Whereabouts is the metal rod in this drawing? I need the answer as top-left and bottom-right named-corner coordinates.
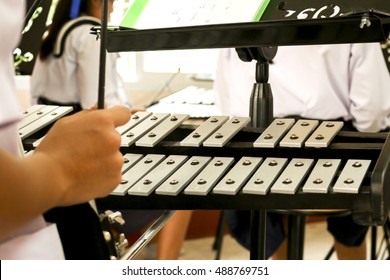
top-left (24, 0), bottom-right (43, 28)
top-left (97, 0), bottom-right (108, 109)
top-left (89, 0), bottom-right (109, 213)
top-left (121, 210), bottom-right (176, 260)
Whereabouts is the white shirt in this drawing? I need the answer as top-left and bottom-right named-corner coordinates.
top-left (0, 0), bottom-right (64, 259)
top-left (214, 44), bottom-right (390, 132)
top-left (31, 20), bottom-right (121, 109)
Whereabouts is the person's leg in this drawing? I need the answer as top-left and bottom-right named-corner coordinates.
top-left (327, 215), bottom-right (368, 260)
top-left (271, 239), bottom-right (287, 260)
top-left (271, 215), bottom-right (288, 260)
top-left (334, 239), bottom-right (366, 260)
top-left (157, 210), bottom-right (193, 260)
top-left (226, 210), bottom-right (285, 260)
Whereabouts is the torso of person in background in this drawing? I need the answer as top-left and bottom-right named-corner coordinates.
top-left (214, 44), bottom-right (390, 133)
top-left (31, 19), bottom-right (121, 109)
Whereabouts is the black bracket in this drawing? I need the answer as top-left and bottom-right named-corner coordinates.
top-left (235, 46), bottom-right (278, 130)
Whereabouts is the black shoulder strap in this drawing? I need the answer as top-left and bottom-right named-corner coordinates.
top-left (53, 16), bottom-right (100, 58)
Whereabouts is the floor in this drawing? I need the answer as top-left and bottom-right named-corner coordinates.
top-left (134, 220), bottom-right (389, 260)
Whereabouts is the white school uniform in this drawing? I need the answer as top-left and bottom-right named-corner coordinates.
top-left (0, 0), bottom-right (64, 260)
top-left (214, 44), bottom-right (390, 132)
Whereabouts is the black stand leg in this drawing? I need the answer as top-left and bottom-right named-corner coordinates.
top-left (371, 226), bottom-right (377, 259)
top-left (250, 210), bottom-right (267, 260)
top-left (213, 211), bottom-right (227, 260)
top-left (324, 246), bottom-right (335, 260)
top-left (287, 215), bottom-right (306, 259)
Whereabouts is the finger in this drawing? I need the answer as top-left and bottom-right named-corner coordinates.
top-left (89, 104), bottom-right (98, 110)
top-left (106, 105), bottom-right (131, 127)
top-left (90, 102), bottom-right (108, 110)
top-left (130, 107), bottom-right (146, 114)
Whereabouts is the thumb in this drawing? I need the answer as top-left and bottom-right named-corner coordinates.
top-left (105, 105), bottom-right (132, 127)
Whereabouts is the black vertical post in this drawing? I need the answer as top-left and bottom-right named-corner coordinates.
top-left (236, 46), bottom-right (277, 260)
top-left (249, 60), bottom-right (273, 130)
top-left (250, 209), bottom-right (267, 259)
top-left (287, 214), bottom-right (305, 259)
top-left (249, 59), bottom-right (273, 260)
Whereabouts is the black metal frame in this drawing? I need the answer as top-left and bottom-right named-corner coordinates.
top-left (97, 14), bottom-right (390, 53)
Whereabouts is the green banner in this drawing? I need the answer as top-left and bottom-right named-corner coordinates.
top-left (120, 0), bottom-right (149, 28)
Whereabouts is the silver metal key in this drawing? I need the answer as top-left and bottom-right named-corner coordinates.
top-left (213, 157), bottom-right (263, 195)
top-left (24, 150), bottom-right (35, 157)
top-left (18, 105), bottom-right (58, 130)
top-left (332, 160), bottom-right (371, 193)
top-left (305, 121), bottom-right (343, 148)
top-left (271, 158), bottom-right (314, 194)
top-left (18, 106), bottom-right (73, 140)
top-left (242, 157), bottom-right (288, 195)
top-left (111, 154), bottom-right (166, 196)
top-left (180, 116), bottom-right (229, 147)
top-left (136, 114), bottom-right (189, 147)
top-left (279, 120), bottom-right (319, 148)
top-left (32, 136), bottom-right (45, 148)
top-left (121, 153), bottom-right (143, 174)
top-left (203, 117), bottom-right (250, 147)
top-left (116, 111), bottom-right (152, 135)
top-left (121, 113), bottom-right (170, 147)
top-left (20, 105), bottom-right (47, 120)
top-left (184, 157), bottom-right (235, 196)
top-left (302, 159), bottom-right (341, 193)
top-left (155, 156), bottom-right (212, 196)
top-left (128, 155), bottom-right (188, 196)
top-left (253, 119), bottom-right (295, 148)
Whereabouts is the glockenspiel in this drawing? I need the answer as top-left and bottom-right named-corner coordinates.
top-left (20, 106), bottom-right (390, 227)
top-left (96, 113), bottom-right (390, 227)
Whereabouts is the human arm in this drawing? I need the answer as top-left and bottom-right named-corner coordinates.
top-left (0, 106), bottom-right (130, 241)
top-left (349, 43), bottom-right (390, 132)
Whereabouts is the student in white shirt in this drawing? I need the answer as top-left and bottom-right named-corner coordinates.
top-left (0, 0), bottom-right (131, 259)
top-left (31, 0), bottom-right (120, 111)
top-left (213, 44), bottom-right (390, 259)
top-left (215, 45), bottom-right (390, 132)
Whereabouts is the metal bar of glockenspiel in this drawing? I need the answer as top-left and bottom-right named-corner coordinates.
top-left (120, 210), bottom-right (176, 260)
